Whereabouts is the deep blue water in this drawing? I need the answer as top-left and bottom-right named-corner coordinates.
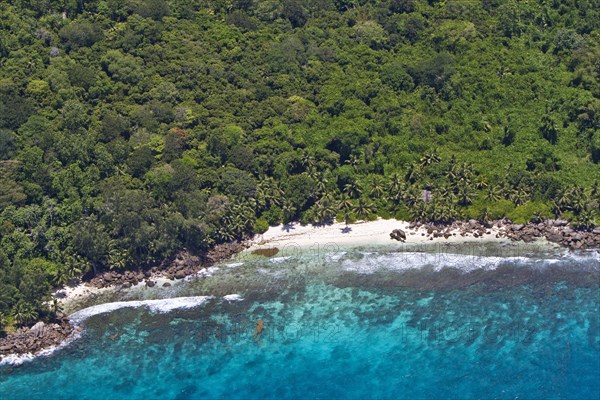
top-left (1, 245), bottom-right (599, 400)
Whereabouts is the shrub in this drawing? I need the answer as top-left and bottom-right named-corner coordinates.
top-left (507, 202), bottom-right (552, 224)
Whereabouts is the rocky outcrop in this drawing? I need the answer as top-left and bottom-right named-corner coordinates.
top-left (87, 241), bottom-right (250, 290)
top-left (0, 319), bottom-right (79, 358)
top-left (393, 219), bottom-right (600, 249)
top-left (502, 221), bottom-right (600, 249)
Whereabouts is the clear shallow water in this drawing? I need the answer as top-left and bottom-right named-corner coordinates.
top-left (1, 245), bottom-right (599, 400)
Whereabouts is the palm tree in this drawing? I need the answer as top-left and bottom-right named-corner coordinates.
top-left (338, 194), bottom-right (353, 213)
top-left (341, 208), bottom-right (353, 226)
top-left (484, 185), bottom-right (502, 202)
top-left (456, 184), bottom-right (475, 206)
top-left (435, 183), bottom-right (454, 200)
top-left (590, 181), bottom-right (599, 201)
top-left (419, 151), bottom-right (440, 168)
top-left (410, 201), bottom-right (427, 222)
top-left (479, 207), bottom-right (491, 224)
top-left (405, 162), bottom-right (422, 183)
top-left (50, 298), bottom-right (63, 318)
top-left (301, 152), bottom-right (315, 168)
top-left (475, 176), bottom-right (488, 190)
top-left (346, 154), bottom-right (360, 172)
top-left (217, 227), bottom-right (236, 242)
top-left (108, 242), bottom-right (128, 270)
top-left (369, 177), bottom-right (385, 199)
top-left (403, 186), bottom-right (422, 207)
top-left (311, 206), bottom-right (325, 225)
top-left (550, 199), bottom-right (561, 218)
top-left (570, 186), bottom-right (588, 213)
top-left (572, 210), bottom-right (595, 231)
top-left (12, 301), bottom-right (38, 326)
top-left (446, 158), bottom-right (458, 181)
top-left (509, 186), bottom-right (529, 206)
top-left (387, 173), bottom-right (402, 196)
top-left (306, 165), bottom-right (320, 180)
top-left (343, 181), bottom-right (362, 199)
top-left (282, 201), bottom-right (297, 223)
top-left (353, 199), bottom-right (375, 221)
top-left (253, 186), bottom-right (268, 211)
top-left (557, 188), bottom-right (572, 210)
top-left (0, 313), bottom-right (7, 330)
top-left (315, 194), bottom-right (337, 223)
top-left (314, 174), bottom-right (328, 196)
top-left (258, 176), bottom-right (284, 207)
top-left (55, 253), bottom-right (87, 286)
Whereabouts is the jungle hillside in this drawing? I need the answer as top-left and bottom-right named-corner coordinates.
top-left (0, 0), bottom-right (599, 331)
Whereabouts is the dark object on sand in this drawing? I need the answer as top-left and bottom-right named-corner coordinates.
top-left (390, 229), bottom-right (407, 242)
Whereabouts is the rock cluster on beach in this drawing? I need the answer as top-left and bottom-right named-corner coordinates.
top-left (0, 320), bottom-right (79, 358)
top-left (88, 241), bottom-right (250, 289)
top-left (503, 220), bottom-right (600, 249)
top-left (397, 219), bottom-right (600, 249)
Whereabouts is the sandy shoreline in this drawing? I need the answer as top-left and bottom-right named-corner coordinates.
top-left (56, 218), bottom-right (561, 314)
top-left (55, 218), bottom-right (520, 311)
top-left (247, 218), bottom-right (510, 252)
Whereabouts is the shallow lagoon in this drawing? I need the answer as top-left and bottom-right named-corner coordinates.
top-left (1, 244), bottom-right (599, 400)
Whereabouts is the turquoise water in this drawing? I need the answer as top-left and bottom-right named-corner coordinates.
top-left (1, 245), bottom-right (599, 399)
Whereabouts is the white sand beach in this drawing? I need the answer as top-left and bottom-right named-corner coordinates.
top-left (247, 218), bottom-right (509, 253)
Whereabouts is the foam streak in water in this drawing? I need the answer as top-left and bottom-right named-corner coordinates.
top-left (69, 296), bottom-right (214, 324)
top-left (341, 250), bottom-right (600, 274)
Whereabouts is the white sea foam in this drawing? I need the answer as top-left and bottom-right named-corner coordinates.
top-left (69, 296), bottom-right (214, 324)
top-left (270, 256), bottom-right (292, 264)
top-left (197, 266), bottom-right (220, 277)
top-left (223, 294), bottom-right (243, 302)
top-left (339, 250), bottom-right (584, 274)
top-left (324, 252), bottom-right (347, 262)
top-left (225, 262), bottom-right (244, 268)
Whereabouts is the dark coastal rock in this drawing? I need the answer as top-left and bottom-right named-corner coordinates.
top-left (521, 234), bottom-right (535, 243)
top-left (0, 320), bottom-right (75, 358)
top-left (146, 280), bottom-right (156, 288)
top-left (30, 322), bottom-right (45, 337)
top-left (390, 229), bottom-right (407, 242)
top-left (163, 282), bottom-right (171, 287)
top-left (175, 270), bottom-right (186, 280)
top-left (546, 233), bottom-right (563, 243)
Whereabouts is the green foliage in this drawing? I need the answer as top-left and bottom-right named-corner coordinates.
top-left (254, 217), bottom-right (270, 234)
top-left (59, 21), bottom-right (103, 51)
top-left (507, 202), bottom-right (552, 225)
top-left (592, 132), bottom-right (600, 164)
top-left (0, 0), bottom-right (598, 330)
top-left (485, 200), bottom-right (516, 221)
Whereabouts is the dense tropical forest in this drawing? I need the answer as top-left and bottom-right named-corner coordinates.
top-left (0, 0), bottom-right (598, 331)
